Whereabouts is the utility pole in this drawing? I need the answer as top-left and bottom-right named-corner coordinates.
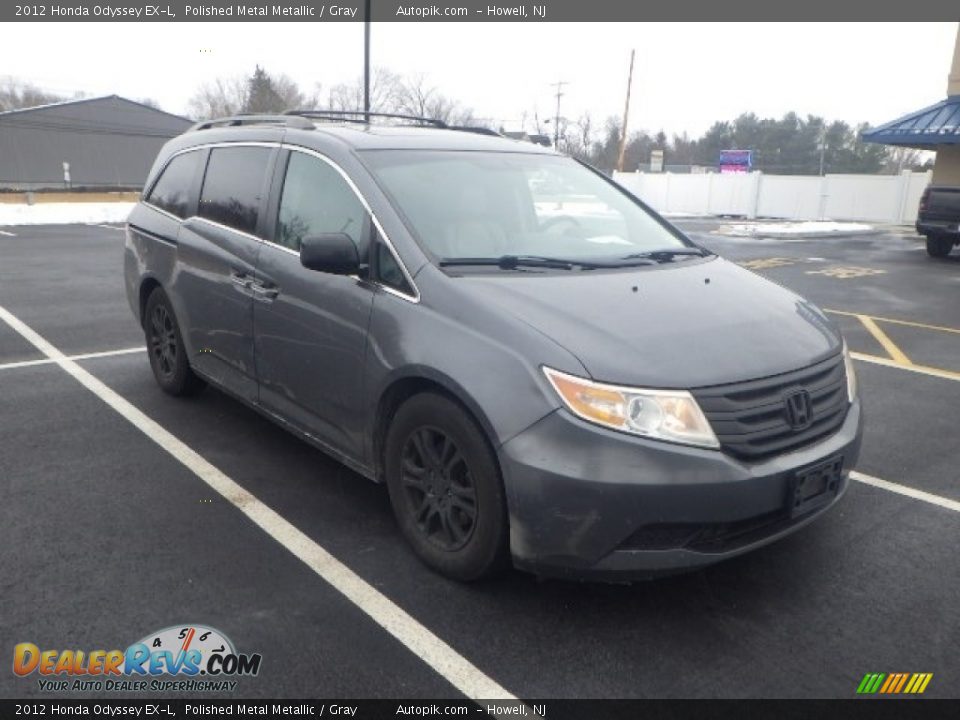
top-left (616, 50), bottom-right (636, 173)
top-left (550, 80), bottom-right (567, 149)
top-left (363, 0), bottom-right (371, 122)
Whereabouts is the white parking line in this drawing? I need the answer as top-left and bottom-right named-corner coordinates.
top-left (0, 230), bottom-right (15, 236)
top-left (850, 471), bottom-right (960, 514)
top-left (88, 224), bottom-right (125, 232)
top-left (0, 304), bottom-right (518, 703)
top-left (0, 346), bottom-right (144, 372)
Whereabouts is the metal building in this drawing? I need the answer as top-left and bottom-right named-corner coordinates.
top-left (0, 95), bottom-right (192, 190)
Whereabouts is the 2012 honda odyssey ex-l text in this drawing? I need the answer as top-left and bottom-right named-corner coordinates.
top-left (124, 111), bottom-right (863, 581)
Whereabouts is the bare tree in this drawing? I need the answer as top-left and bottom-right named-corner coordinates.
top-left (327, 67), bottom-right (403, 113)
top-left (562, 112), bottom-right (594, 160)
top-left (882, 146), bottom-right (925, 175)
top-left (187, 67), bottom-right (320, 120)
top-left (187, 76), bottom-right (247, 119)
top-left (0, 76), bottom-right (65, 111)
top-left (327, 68), bottom-right (479, 126)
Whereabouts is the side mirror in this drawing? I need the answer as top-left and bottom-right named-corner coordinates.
top-left (300, 233), bottom-right (360, 275)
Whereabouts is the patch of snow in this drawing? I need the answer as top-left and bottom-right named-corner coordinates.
top-left (717, 221), bottom-right (875, 238)
top-left (0, 202), bottom-right (135, 226)
top-left (661, 212), bottom-right (713, 219)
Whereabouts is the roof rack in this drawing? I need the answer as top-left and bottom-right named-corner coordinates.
top-left (189, 110), bottom-right (503, 138)
top-left (189, 114), bottom-right (315, 132)
top-left (448, 125), bottom-right (502, 137)
top-left (283, 109), bottom-right (448, 128)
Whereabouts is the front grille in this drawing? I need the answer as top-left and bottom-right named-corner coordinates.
top-left (692, 354), bottom-right (849, 460)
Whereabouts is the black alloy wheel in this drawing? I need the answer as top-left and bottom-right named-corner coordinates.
top-left (385, 393), bottom-right (508, 581)
top-left (143, 287), bottom-right (206, 396)
top-left (400, 427), bottom-right (478, 551)
top-left (149, 302), bottom-right (178, 381)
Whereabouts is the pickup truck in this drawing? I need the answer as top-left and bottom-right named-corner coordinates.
top-left (916, 185), bottom-right (960, 258)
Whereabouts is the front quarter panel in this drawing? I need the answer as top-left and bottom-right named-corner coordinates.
top-left (364, 267), bottom-right (587, 458)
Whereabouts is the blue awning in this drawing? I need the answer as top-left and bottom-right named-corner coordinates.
top-left (861, 96), bottom-right (960, 147)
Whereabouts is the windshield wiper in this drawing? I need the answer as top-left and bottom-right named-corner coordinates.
top-left (439, 255), bottom-right (625, 270)
top-left (620, 247), bottom-right (713, 262)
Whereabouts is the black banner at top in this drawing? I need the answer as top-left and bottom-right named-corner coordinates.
top-left (5, 0), bottom-right (960, 22)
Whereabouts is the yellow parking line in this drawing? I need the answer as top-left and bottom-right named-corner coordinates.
top-left (851, 352), bottom-right (960, 382)
top-left (825, 309), bottom-right (960, 336)
top-left (856, 315), bottom-right (912, 365)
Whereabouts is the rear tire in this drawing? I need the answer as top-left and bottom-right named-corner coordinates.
top-left (144, 287), bottom-right (206, 397)
top-left (384, 393), bottom-right (508, 581)
top-left (926, 235), bottom-right (953, 258)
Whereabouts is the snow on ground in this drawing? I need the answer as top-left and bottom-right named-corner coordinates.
top-left (0, 202), bottom-right (135, 226)
top-left (660, 212), bottom-right (714, 219)
top-left (716, 220), bottom-right (876, 238)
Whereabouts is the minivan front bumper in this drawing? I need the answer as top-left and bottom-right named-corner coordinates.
top-left (499, 399), bottom-right (862, 580)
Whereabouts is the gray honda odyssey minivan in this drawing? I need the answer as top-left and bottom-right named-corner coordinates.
top-left (124, 111), bottom-right (862, 581)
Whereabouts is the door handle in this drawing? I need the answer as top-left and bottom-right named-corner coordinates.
top-left (230, 272), bottom-right (252, 289)
top-left (250, 282), bottom-right (279, 302)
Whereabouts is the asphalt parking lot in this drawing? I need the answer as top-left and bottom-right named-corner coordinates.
top-left (2, 220), bottom-right (958, 701)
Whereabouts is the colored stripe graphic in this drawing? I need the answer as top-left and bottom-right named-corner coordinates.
top-left (879, 674), bottom-right (896, 693)
top-left (857, 673), bottom-right (932, 694)
top-left (904, 674), bottom-right (919, 693)
top-left (893, 674), bottom-right (909, 693)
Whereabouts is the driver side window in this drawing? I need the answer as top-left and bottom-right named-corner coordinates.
top-left (277, 151), bottom-right (370, 254)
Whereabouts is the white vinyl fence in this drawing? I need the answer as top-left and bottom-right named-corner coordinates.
top-left (612, 170), bottom-right (932, 224)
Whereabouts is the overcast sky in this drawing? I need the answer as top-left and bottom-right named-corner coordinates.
top-left (5, 22), bottom-right (958, 137)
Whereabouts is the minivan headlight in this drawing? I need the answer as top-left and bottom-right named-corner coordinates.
top-left (543, 367), bottom-right (720, 449)
top-left (842, 340), bottom-right (857, 403)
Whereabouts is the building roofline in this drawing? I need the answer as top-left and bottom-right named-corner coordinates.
top-left (0, 94), bottom-right (192, 124)
top-left (862, 95), bottom-right (960, 147)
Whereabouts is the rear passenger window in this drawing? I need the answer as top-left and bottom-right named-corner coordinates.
top-left (145, 151), bottom-right (202, 218)
top-left (277, 151), bottom-right (369, 253)
top-left (199, 147), bottom-right (272, 235)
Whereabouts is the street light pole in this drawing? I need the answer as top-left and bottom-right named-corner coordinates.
top-left (364, 0), bottom-right (371, 122)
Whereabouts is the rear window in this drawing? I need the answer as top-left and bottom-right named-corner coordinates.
top-left (198, 146), bottom-right (272, 235)
top-left (145, 150), bottom-right (203, 218)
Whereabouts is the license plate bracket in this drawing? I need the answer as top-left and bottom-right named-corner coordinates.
top-left (789, 456), bottom-right (843, 518)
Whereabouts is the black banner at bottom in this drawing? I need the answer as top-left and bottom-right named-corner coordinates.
top-left (0, 699), bottom-right (955, 719)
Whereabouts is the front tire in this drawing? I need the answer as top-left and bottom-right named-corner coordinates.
top-left (144, 287), bottom-right (206, 396)
top-left (384, 393), bottom-right (508, 581)
top-left (926, 235), bottom-right (953, 258)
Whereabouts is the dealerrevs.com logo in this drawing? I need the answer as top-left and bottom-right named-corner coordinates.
top-left (13, 625), bottom-right (262, 692)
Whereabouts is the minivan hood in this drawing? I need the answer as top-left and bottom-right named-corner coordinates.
top-left (455, 257), bottom-right (841, 389)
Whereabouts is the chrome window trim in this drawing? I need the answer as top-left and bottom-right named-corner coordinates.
top-left (185, 215), bottom-right (264, 245)
top-left (143, 139), bottom-right (421, 304)
top-left (260, 237), bottom-right (299, 258)
top-left (142, 201), bottom-right (184, 224)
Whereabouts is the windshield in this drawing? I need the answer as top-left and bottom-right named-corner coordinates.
top-left (362, 150), bottom-right (691, 265)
